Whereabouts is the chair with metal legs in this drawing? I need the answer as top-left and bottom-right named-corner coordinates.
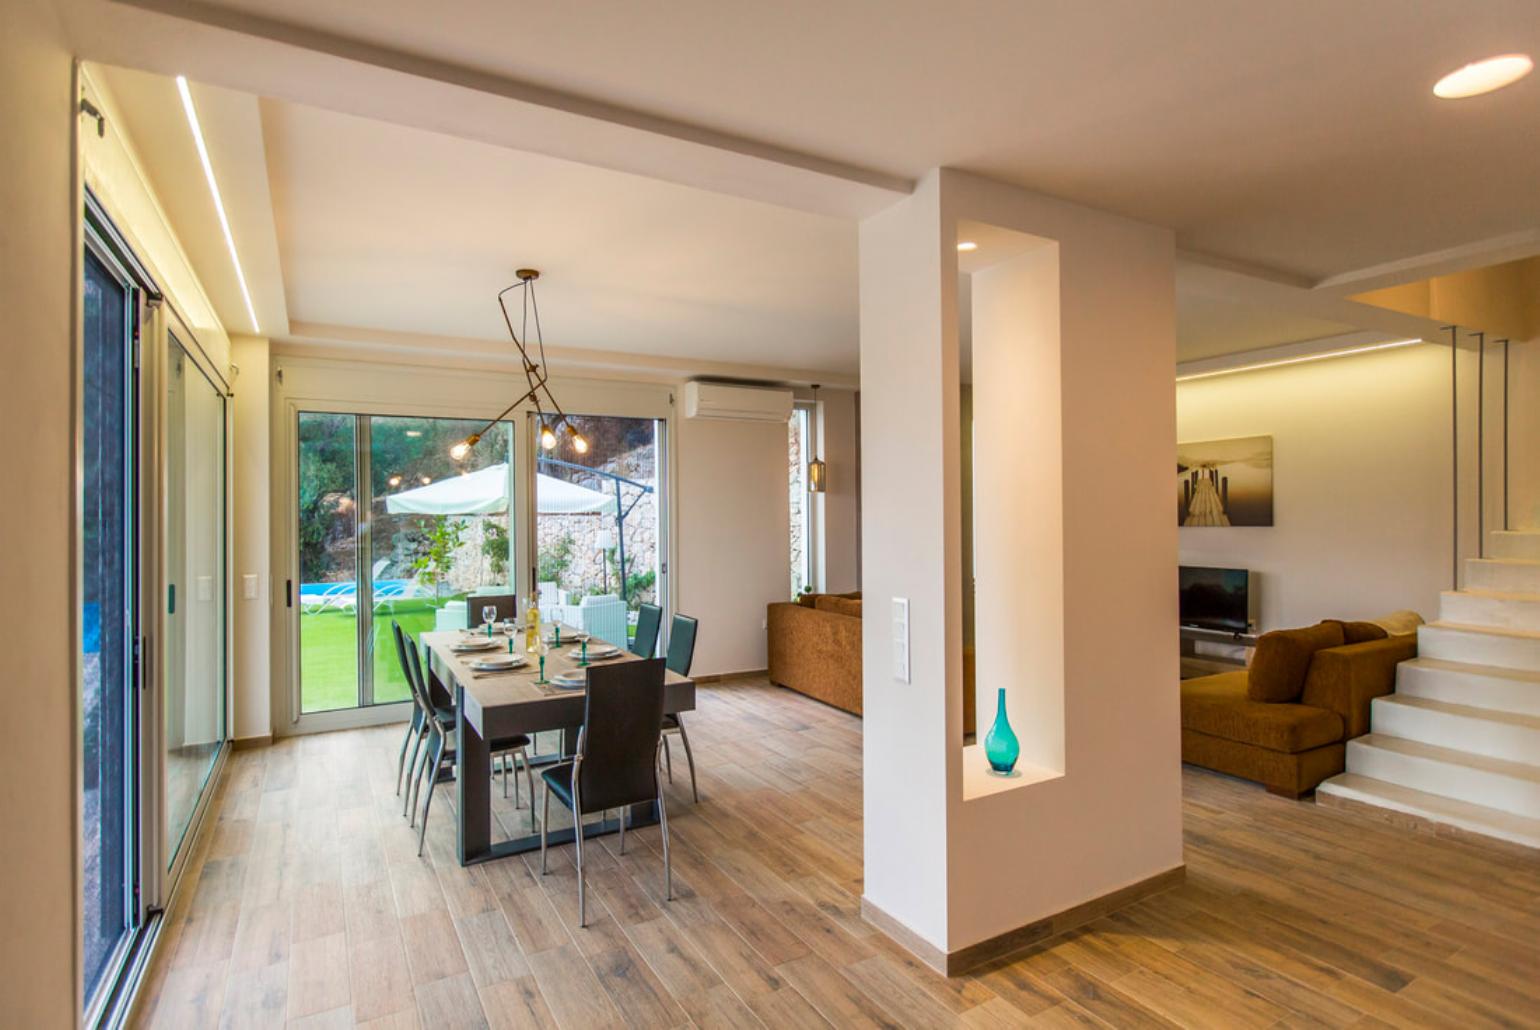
top-left (631, 602), bottom-right (662, 658)
top-left (539, 658), bottom-right (672, 927)
top-left (658, 614), bottom-right (700, 802)
top-left (392, 622), bottom-right (535, 853)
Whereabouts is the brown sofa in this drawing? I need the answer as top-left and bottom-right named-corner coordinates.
top-left (767, 593), bottom-right (862, 714)
top-left (1180, 625), bottom-right (1417, 797)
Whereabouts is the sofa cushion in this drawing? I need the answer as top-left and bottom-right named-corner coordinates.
top-left (1323, 619), bottom-right (1389, 644)
top-left (1183, 672), bottom-right (1345, 753)
top-left (795, 593), bottom-right (819, 608)
top-left (1247, 622), bottom-right (1345, 702)
top-left (1370, 609), bottom-right (1424, 637)
top-left (814, 595), bottom-right (863, 618)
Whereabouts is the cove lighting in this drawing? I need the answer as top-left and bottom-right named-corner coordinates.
top-left (1175, 338), bottom-right (1422, 382)
top-left (1433, 54), bottom-right (1533, 99)
top-left (176, 75), bottom-right (260, 333)
top-left (957, 241), bottom-right (978, 252)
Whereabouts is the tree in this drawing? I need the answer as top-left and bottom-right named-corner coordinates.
top-left (412, 516), bottom-right (466, 599)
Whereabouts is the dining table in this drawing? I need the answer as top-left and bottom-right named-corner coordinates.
top-left (422, 625), bottom-right (695, 867)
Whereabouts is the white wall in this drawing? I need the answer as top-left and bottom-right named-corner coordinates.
top-left (232, 334), bottom-right (272, 740)
top-left (861, 169), bottom-right (1182, 957)
top-left (1177, 343), bottom-right (1453, 631)
top-left (0, 3), bottom-right (78, 1021)
top-left (675, 417), bottom-right (791, 675)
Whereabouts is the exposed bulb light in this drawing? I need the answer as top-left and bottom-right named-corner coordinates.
top-left (449, 433), bottom-right (479, 460)
top-left (419, 475), bottom-right (432, 486)
top-left (957, 241), bottom-right (978, 252)
top-left (1434, 53), bottom-right (1533, 98)
top-left (405, 430), bottom-right (423, 438)
top-left (807, 384), bottom-right (827, 493)
top-left (387, 474), bottom-right (402, 488)
top-left (539, 423), bottom-right (558, 450)
top-left (175, 76), bottom-right (260, 334)
top-left (566, 423), bottom-right (589, 454)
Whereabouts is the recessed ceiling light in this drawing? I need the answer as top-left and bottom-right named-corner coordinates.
top-left (1434, 54), bottom-right (1533, 99)
top-left (957, 241), bottom-right (978, 252)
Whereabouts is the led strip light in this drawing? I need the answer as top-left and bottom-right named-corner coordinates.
top-left (176, 75), bottom-right (260, 334)
top-left (1176, 337), bottom-right (1422, 382)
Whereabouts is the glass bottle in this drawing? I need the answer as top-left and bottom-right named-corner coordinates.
top-left (525, 588), bottom-right (542, 654)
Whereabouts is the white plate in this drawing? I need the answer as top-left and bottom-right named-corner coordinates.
top-left (551, 673), bottom-right (587, 689)
top-left (470, 656), bottom-right (526, 671)
top-left (586, 646), bottom-right (623, 659)
top-left (545, 633), bottom-right (587, 645)
top-left (451, 638), bottom-right (499, 653)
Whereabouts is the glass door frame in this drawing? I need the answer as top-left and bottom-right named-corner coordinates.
top-left (154, 306), bottom-right (232, 891)
top-left (273, 365), bottom-right (678, 736)
top-left (280, 399), bottom-right (528, 734)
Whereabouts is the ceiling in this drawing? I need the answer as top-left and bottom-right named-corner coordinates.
top-left (88, 0), bottom-right (1540, 283)
top-left (76, 0), bottom-right (1539, 373)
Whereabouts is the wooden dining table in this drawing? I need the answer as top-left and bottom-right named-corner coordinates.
top-left (422, 626), bottom-right (695, 867)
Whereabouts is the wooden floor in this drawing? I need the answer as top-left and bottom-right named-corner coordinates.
top-left (136, 679), bottom-right (1540, 1029)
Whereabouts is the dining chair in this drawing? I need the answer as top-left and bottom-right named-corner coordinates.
top-left (660, 614), bottom-right (700, 802)
top-left (539, 658), bottom-right (671, 927)
top-left (466, 592), bottom-right (518, 628)
top-left (393, 622), bottom-right (535, 855)
top-left (632, 602), bottom-right (662, 658)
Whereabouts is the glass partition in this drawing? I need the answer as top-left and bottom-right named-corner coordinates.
top-left (163, 337), bottom-right (226, 862)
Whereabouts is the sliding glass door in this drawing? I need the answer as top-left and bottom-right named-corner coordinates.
top-left (81, 233), bottom-right (141, 1012)
top-left (533, 414), bottom-right (665, 652)
top-left (163, 335), bottom-right (227, 864)
top-left (296, 413), bottom-right (515, 714)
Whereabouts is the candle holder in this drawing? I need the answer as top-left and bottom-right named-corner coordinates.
top-left (554, 625), bottom-right (562, 647)
top-left (577, 638), bottom-right (589, 667)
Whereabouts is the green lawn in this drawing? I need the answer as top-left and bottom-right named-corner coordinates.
top-left (300, 597), bottom-right (458, 713)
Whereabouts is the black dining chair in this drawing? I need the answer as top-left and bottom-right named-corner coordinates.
top-left (393, 622), bottom-right (535, 855)
top-left (466, 592), bottom-right (518, 628)
top-left (539, 658), bottom-right (671, 927)
top-left (660, 614), bottom-right (699, 802)
top-left (632, 602), bottom-right (662, 658)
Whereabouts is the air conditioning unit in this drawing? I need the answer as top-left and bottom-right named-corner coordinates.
top-left (682, 381), bottom-right (794, 423)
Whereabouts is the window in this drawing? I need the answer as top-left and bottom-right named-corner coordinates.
top-left (788, 404), bottom-right (814, 598)
top-left (296, 413), bottom-right (516, 713)
top-left (81, 230), bottom-right (141, 1013)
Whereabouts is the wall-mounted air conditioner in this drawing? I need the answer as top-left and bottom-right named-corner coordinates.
top-left (682, 381), bottom-right (794, 423)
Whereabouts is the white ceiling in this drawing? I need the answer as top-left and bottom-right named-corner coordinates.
top-left (259, 100), bottom-right (857, 373)
top-left (100, 0), bottom-right (1540, 283)
top-left (74, 0), bottom-right (1538, 372)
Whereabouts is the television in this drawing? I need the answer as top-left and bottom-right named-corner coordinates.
top-left (1179, 566), bottom-right (1255, 633)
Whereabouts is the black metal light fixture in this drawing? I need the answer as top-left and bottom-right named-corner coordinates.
top-left (807, 384), bottom-right (827, 494)
top-left (450, 269), bottom-right (588, 459)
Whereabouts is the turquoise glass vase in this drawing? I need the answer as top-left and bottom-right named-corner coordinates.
top-left (984, 688), bottom-right (1019, 774)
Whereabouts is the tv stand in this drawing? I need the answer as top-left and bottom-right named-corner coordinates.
top-left (1180, 625), bottom-right (1258, 679)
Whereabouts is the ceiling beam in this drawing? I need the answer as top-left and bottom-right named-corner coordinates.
top-left (67, 0), bottom-right (912, 218)
top-left (1310, 228), bottom-right (1540, 297)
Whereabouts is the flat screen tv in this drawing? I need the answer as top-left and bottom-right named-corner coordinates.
top-left (1179, 566), bottom-right (1254, 633)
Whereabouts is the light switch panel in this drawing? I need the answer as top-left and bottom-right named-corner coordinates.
top-left (243, 574), bottom-right (259, 600)
top-left (891, 597), bottom-right (910, 683)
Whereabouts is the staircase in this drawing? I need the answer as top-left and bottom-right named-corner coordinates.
top-left (1317, 530), bottom-right (1540, 850)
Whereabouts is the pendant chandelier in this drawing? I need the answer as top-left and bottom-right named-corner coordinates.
top-left (450, 268), bottom-right (588, 460)
top-left (807, 384), bottom-right (827, 493)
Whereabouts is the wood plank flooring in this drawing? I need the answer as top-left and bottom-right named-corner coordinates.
top-left (135, 679), bottom-right (1540, 1028)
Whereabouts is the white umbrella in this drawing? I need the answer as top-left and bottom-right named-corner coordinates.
top-left (383, 462), bottom-right (615, 516)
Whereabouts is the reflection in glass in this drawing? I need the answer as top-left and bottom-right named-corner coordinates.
top-left (81, 247), bottom-right (135, 1001)
top-left (534, 414), bottom-right (662, 652)
top-left (164, 339), bottom-right (226, 862)
top-left (298, 412), bottom-right (358, 712)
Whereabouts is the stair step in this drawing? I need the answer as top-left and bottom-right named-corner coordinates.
top-left (1439, 589), bottom-right (1540, 632)
top-left (1397, 658), bottom-right (1540, 717)
top-left (1317, 773), bottom-right (1540, 850)
top-left (1490, 530), bottom-right (1540, 562)
top-left (1343, 734), bottom-right (1540, 819)
top-left (1418, 621), bottom-right (1540, 673)
top-left (1465, 557), bottom-right (1540, 593)
top-left (1370, 694), bottom-right (1540, 765)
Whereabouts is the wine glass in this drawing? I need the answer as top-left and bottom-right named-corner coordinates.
top-left (482, 605), bottom-right (498, 635)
